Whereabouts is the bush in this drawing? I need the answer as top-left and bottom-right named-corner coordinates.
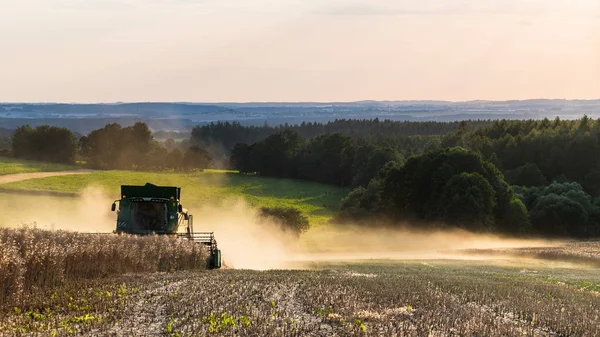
top-left (516, 182), bottom-right (599, 237)
top-left (259, 207), bottom-right (310, 236)
top-left (338, 178), bottom-right (384, 223)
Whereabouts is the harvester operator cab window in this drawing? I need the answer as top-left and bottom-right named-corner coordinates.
top-left (132, 202), bottom-right (167, 232)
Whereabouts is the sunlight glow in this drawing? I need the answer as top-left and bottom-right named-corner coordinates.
top-left (0, 0), bottom-right (598, 102)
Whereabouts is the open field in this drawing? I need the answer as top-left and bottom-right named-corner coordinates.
top-left (463, 241), bottom-right (600, 268)
top-left (0, 157), bottom-right (77, 176)
top-left (2, 163), bottom-right (600, 336)
top-left (1, 257), bottom-right (600, 336)
top-left (0, 170), bottom-right (348, 227)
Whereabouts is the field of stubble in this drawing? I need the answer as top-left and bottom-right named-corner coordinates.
top-left (1, 165), bottom-right (600, 337)
top-left (2, 257), bottom-right (600, 337)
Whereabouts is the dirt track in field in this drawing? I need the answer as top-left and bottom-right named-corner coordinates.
top-left (0, 170), bottom-right (94, 185)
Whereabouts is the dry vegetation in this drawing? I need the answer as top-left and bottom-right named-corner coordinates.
top-left (153, 264), bottom-right (600, 337)
top-left (0, 228), bottom-right (208, 312)
top-left (462, 241), bottom-right (600, 267)
top-left (2, 228), bottom-right (600, 336)
top-left (1, 258), bottom-right (600, 336)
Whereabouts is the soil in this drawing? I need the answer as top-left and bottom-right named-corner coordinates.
top-left (0, 170), bottom-right (94, 185)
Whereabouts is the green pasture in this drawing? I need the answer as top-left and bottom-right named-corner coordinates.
top-left (0, 170), bottom-right (348, 226)
top-left (0, 157), bottom-right (77, 175)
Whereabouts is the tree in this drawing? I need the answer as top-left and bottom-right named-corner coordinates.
top-left (166, 148), bottom-right (183, 169)
top-left (230, 143), bottom-right (254, 173)
top-left (487, 152), bottom-right (502, 170)
top-left (255, 129), bottom-right (303, 178)
top-left (338, 179), bottom-right (384, 222)
top-left (11, 125), bottom-right (77, 164)
top-left (11, 125), bottom-right (33, 159)
top-left (259, 207), bottom-right (310, 236)
top-left (297, 133), bottom-right (354, 186)
top-left (584, 169), bottom-right (600, 195)
top-left (81, 122), bottom-right (154, 169)
top-left (439, 172), bottom-right (496, 230)
top-left (183, 145), bottom-right (212, 170)
top-left (351, 145), bottom-right (403, 188)
top-left (83, 123), bottom-right (124, 169)
top-left (530, 194), bottom-right (588, 237)
top-left (499, 198), bottom-right (531, 234)
top-left (341, 147), bottom-right (530, 232)
top-left (515, 182), bottom-right (598, 237)
top-left (504, 163), bottom-right (547, 187)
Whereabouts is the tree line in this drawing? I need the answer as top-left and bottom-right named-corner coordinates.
top-left (190, 119), bottom-right (491, 159)
top-left (8, 123), bottom-right (213, 171)
top-left (441, 116), bottom-right (600, 195)
top-left (11, 125), bottom-right (78, 164)
top-left (230, 129), bottom-right (427, 188)
top-left (229, 116), bottom-right (600, 238)
top-left (7, 116), bottom-right (600, 238)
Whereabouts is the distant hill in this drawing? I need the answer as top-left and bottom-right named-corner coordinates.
top-left (1, 100), bottom-right (599, 133)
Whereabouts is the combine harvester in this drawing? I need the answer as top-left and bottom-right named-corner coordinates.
top-left (110, 183), bottom-right (222, 269)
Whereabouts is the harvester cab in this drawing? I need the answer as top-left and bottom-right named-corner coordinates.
top-left (110, 183), bottom-right (222, 269)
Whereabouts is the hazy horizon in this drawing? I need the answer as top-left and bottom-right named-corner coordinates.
top-left (2, 98), bottom-right (600, 105)
top-left (1, 0), bottom-right (598, 103)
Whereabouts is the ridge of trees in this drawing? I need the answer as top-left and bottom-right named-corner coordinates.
top-left (441, 116), bottom-right (600, 195)
top-left (230, 130), bottom-right (417, 188)
top-left (191, 119), bottom-right (491, 155)
top-left (229, 115), bottom-right (600, 238)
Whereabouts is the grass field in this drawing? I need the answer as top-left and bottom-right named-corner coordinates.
top-left (0, 157), bottom-right (77, 175)
top-left (0, 170), bottom-right (348, 226)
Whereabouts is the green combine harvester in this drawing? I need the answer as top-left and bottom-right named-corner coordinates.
top-left (110, 183), bottom-right (222, 269)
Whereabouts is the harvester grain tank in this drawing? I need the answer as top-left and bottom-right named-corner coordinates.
top-left (110, 183), bottom-right (221, 269)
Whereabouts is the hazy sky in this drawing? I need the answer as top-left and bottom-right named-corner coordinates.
top-left (0, 0), bottom-right (599, 102)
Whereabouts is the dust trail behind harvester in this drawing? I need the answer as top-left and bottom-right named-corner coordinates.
top-left (0, 188), bottom-right (567, 270)
top-left (185, 199), bottom-right (567, 270)
top-left (295, 224), bottom-right (565, 262)
top-left (0, 186), bottom-right (116, 233)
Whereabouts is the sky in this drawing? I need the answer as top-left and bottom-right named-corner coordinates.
top-left (0, 0), bottom-right (599, 102)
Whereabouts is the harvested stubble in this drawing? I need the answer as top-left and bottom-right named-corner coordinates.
top-left (0, 228), bottom-right (208, 309)
top-left (157, 266), bottom-right (600, 337)
top-left (463, 241), bottom-right (600, 266)
top-left (1, 261), bottom-right (600, 336)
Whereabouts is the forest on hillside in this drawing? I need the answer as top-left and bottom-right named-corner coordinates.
top-left (227, 116), bottom-right (600, 238)
top-left (4, 116), bottom-right (600, 238)
top-left (189, 119), bottom-right (491, 151)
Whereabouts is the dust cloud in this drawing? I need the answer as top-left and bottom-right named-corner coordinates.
top-left (186, 199), bottom-right (566, 270)
top-left (186, 199), bottom-right (307, 270)
top-left (0, 186), bottom-right (116, 233)
top-left (0, 187), bottom-right (566, 270)
top-left (294, 224), bottom-right (565, 263)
